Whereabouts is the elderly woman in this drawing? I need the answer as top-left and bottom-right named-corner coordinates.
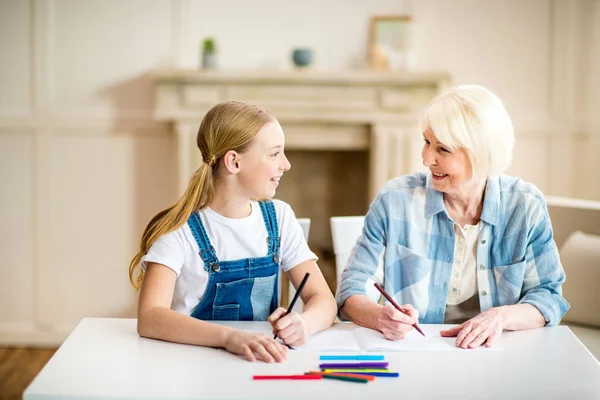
top-left (336, 84), bottom-right (569, 349)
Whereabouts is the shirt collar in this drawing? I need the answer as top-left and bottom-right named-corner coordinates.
top-left (425, 172), bottom-right (500, 226)
top-left (480, 175), bottom-right (500, 226)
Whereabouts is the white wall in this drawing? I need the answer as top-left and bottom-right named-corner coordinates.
top-left (0, 0), bottom-right (598, 344)
top-left (179, 0), bottom-right (414, 69)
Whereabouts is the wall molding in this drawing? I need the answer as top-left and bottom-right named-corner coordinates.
top-left (171, 0), bottom-right (190, 67)
top-left (546, 0), bottom-right (594, 196)
top-left (32, 0), bottom-right (54, 116)
top-left (0, 117), bottom-right (169, 134)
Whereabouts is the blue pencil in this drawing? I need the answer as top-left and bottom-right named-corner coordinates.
top-left (319, 355), bottom-right (385, 361)
top-left (332, 371), bottom-right (399, 378)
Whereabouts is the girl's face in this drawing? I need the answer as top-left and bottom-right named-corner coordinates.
top-left (237, 121), bottom-right (291, 199)
top-left (421, 128), bottom-right (473, 195)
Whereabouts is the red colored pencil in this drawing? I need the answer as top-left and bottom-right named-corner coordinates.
top-left (374, 282), bottom-right (425, 336)
top-left (253, 375), bottom-right (322, 380)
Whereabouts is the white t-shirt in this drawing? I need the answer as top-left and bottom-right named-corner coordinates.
top-left (141, 199), bottom-right (317, 315)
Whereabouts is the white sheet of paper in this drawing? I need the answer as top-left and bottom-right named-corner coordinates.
top-left (295, 329), bottom-right (361, 352)
top-left (353, 326), bottom-right (501, 352)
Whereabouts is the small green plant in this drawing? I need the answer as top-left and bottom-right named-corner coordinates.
top-left (202, 37), bottom-right (216, 54)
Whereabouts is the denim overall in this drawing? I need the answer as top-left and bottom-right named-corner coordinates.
top-left (187, 200), bottom-right (280, 321)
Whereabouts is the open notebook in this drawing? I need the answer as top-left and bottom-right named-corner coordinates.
top-left (295, 324), bottom-right (501, 352)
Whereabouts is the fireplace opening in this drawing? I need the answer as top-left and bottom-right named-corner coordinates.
top-left (275, 149), bottom-right (369, 293)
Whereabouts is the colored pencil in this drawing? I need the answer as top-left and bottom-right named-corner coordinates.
top-left (322, 374), bottom-right (369, 383)
top-left (321, 368), bottom-right (388, 373)
top-left (319, 355), bottom-right (385, 361)
top-left (323, 369), bottom-right (399, 377)
top-left (253, 375), bottom-right (322, 380)
top-left (374, 282), bottom-right (425, 336)
top-left (306, 371), bottom-right (376, 382)
top-left (274, 272), bottom-right (310, 339)
top-left (319, 362), bottom-right (388, 369)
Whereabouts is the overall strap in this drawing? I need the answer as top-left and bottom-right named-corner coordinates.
top-left (258, 200), bottom-right (280, 255)
top-left (187, 212), bottom-right (219, 270)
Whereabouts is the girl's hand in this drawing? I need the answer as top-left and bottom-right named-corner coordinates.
top-left (439, 306), bottom-right (507, 348)
top-left (223, 329), bottom-right (288, 362)
top-left (377, 303), bottom-right (419, 340)
top-left (268, 307), bottom-right (308, 347)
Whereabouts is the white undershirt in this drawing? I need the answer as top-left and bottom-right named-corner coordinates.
top-left (447, 222), bottom-right (480, 305)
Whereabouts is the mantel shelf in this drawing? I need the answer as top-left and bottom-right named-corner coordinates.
top-left (149, 69), bottom-right (451, 86)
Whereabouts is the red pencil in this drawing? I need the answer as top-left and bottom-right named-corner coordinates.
top-left (374, 282), bottom-right (425, 336)
top-left (253, 375), bottom-right (322, 380)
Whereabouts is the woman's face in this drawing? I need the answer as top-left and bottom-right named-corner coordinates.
top-left (421, 128), bottom-right (473, 195)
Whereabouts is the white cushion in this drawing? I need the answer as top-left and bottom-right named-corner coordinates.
top-left (560, 231), bottom-right (600, 327)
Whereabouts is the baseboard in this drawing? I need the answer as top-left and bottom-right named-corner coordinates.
top-left (0, 323), bottom-right (70, 347)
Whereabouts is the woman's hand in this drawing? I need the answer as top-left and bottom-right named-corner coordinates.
top-left (223, 329), bottom-right (288, 362)
top-left (440, 306), bottom-right (507, 348)
top-left (268, 307), bottom-right (308, 347)
top-left (377, 303), bottom-right (419, 340)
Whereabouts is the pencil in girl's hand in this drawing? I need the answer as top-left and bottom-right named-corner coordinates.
top-left (273, 272), bottom-right (310, 339)
top-left (374, 282), bottom-right (425, 337)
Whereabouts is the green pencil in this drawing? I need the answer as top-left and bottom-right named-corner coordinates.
top-left (322, 374), bottom-right (369, 384)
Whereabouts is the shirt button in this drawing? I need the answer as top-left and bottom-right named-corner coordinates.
top-left (455, 273), bottom-right (459, 278)
top-left (453, 288), bottom-right (458, 292)
top-left (479, 264), bottom-right (485, 270)
top-left (212, 263), bottom-right (220, 272)
top-left (481, 239), bottom-right (487, 244)
top-left (460, 238), bottom-right (465, 242)
top-left (482, 290), bottom-right (488, 296)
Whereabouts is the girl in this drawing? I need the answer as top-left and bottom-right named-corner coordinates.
top-left (129, 101), bottom-right (337, 362)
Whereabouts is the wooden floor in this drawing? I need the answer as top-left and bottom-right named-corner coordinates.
top-left (0, 347), bottom-right (57, 400)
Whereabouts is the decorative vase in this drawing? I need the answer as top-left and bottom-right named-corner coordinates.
top-left (291, 48), bottom-right (312, 67)
top-left (202, 52), bottom-right (217, 69)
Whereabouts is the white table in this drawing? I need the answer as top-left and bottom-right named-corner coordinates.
top-left (24, 318), bottom-right (600, 399)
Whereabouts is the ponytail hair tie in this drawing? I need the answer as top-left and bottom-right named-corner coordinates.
top-left (204, 154), bottom-right (217, 167)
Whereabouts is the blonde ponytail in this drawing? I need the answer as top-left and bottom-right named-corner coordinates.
top-left (128, 101), bottom-right (275, 290)
top-left (128, 163), bottom-right (215, 289)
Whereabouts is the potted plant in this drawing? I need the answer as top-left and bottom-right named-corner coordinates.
top-left (201, 37), bottom-right (217, 69)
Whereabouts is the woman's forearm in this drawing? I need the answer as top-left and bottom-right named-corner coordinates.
top-left (301, 293), bottom-right (337, 336)
top-left (137, 307), bottom-right (235, 347)
top-left (339, 295), bottom-right (383, 331)
top-left (501, 303), bottom-right (546, 331)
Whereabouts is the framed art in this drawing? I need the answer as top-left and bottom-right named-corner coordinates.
top-left (368, 15), bottom-right (413, 70)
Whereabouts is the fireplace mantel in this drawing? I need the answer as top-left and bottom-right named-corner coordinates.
top-left (151, 69), bottom-right (450, 199)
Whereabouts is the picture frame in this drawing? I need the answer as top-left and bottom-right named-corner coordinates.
top-left (368, 15), bottom-right (413, 70)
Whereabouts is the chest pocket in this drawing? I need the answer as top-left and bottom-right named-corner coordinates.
top-left (212, 274), bottom-right (277, 321)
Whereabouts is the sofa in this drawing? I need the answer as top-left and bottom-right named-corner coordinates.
top-left (546, 196), bottom-right (600, 361)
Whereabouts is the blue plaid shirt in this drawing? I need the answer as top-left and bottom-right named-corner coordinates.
top-left (336, 172), bottom-right (570, 326)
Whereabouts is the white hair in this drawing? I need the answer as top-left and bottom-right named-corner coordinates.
top-left (419, 84), bottom-right (515, 179)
